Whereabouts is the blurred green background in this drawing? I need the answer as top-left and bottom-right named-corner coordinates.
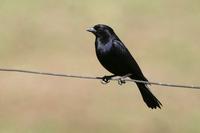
top-left (0, 0), bottom-right (200, 132)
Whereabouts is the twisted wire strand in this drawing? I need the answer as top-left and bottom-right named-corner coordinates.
top-left (0, 68), bottom-right (199, 89)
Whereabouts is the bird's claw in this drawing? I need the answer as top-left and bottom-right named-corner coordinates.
top-left (117, 74), bottom-right (131, 85)
top-left (101, 76), bottom-right (111, 84)
top-left (118, 78), bottom-right (126, 85)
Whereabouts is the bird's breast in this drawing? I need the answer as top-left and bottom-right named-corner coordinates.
top-left (96, 43), bottom-right (112, 54)
top-left (95, 43), bottom-right (130, 75)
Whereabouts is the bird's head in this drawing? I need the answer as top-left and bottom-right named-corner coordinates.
top-left (87, 24), bottom-right (116, 39)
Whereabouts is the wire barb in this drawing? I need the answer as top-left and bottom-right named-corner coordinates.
top-left (0, 68), bottom-right (200, 89)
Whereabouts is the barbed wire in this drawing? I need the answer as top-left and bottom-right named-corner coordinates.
top-left (0, 68), bottom-right (199, 89)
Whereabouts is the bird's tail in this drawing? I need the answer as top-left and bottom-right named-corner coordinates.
top-left (136, 83), bottom-right (162, 109)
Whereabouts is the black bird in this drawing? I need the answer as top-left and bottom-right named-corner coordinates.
top-left (87, 24), bottom-right (162, 109)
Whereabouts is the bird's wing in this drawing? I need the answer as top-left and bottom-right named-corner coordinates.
top-left (112, 39), bottom-right (135, 60)
top-left (112, 39), bottom-right (128, 55)
top-left (112, 39), bottom-right (146, 80)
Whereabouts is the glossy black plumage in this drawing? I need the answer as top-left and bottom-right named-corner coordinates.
top-left (87, 24), bottom-right (162, 109)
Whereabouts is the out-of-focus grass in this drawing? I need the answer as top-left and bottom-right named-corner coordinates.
top-left (0, 0), bottom-right (200, 133)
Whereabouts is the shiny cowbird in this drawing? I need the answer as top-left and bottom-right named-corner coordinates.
top-left (87, 24), bottom-right (162, 109)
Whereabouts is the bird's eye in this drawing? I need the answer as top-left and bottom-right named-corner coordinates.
top-left (96, 29), bottom-right (103, 33)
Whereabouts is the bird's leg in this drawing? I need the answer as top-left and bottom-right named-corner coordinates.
top-left (101, 74), bottom-right (116, 84)
top-left (118, 73), bottom-right (132, 85)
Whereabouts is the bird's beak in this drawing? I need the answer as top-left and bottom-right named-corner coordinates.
top-left (86, 27), bottom-right (96, 33)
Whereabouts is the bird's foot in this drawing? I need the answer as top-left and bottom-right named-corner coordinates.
top-left (117, 74), bottom-right (132, 85)
top-left (118, 78), bottom-right (126, 85)
top-left (101, 75), bottom-right (113, 84)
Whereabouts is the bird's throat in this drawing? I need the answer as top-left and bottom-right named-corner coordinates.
top-left (96, 36), bottom-right (110, 45)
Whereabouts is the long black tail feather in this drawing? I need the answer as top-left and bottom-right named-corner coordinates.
top-left (136, 83), bottom-right (162, 109)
